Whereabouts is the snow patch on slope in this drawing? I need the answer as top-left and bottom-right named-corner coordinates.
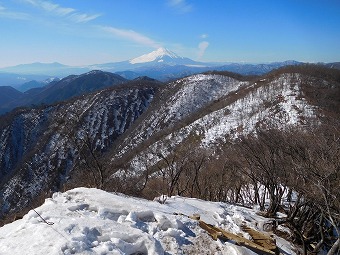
top-left (164, 74), bottom-right (246, 124)
top-left (200, 73), bottom-right (316, 145)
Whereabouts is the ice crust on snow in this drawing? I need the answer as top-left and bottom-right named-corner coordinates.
top-left (0, 188), bottom-right (296, 255)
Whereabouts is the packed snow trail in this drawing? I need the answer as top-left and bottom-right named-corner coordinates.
top-left (0, 188), bottom-right (296, 254)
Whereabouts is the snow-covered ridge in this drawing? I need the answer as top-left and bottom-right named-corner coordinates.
top-left (0, 188), bottom-right (296, 255)
top-left (198, 73), bottom-right (317, 145)
top-left (129, 47), bottom-right (183, 64)
top-left (115, 73), bottom-right (247, 157)
top-left (117, 73), bottom-right (318, 176)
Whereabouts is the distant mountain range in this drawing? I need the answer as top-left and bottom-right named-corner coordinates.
top-left (2, 47), bottom-right (334, 85)
top-left (1, 48), bottom-right (339, 116)
top-left (0, 48), bottom-right (200, 78)
top-left (0, 71), bottom-right (131, 115)
top-left (0, 73), bottom-right (53, 89)
top-left (0, 62), bottom-right (88, 77)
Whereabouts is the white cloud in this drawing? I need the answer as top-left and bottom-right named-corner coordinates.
top-left (200, 34), bottom-right (208, 39)
top-left (168, 0), bottom-right (192, 14)
top-left (99, 26), bottom-right (161, 48)
top-left (198, 41), bottom-right (209, 59)
top-left (23, 0), bottom-right (100, 23)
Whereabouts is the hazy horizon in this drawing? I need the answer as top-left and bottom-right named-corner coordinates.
top-left (1, 0), bottom-right (339, 68)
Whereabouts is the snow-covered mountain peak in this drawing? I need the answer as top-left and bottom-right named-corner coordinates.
top-left (129, 47), bottom-right (183, 64)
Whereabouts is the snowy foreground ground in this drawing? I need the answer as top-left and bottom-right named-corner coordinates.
top-left (0, 188), bottom-right (296, 254)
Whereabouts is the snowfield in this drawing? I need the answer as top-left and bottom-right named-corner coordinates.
top-left (0, 188), bottom-right (296, 255)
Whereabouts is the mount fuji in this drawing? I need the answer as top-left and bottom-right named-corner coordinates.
top-left (92, 47), bottom-right (204, 73)
top-left (129, 47), bottom-right (200, 65)
top-left (87, 47), bottom-right (210, 81)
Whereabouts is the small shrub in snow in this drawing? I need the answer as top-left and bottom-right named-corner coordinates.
top-left (153, 195), bottom-right (168, 204)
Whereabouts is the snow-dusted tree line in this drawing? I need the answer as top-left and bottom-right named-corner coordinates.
top-left (131, 125), bottom-right (339, 255)
top-left (68, 120), bottom-right (339, 254)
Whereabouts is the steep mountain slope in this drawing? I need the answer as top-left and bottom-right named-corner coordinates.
top-left (111, 73), bottom-right (248, 159)
top-left (29, 70), bottom-right (127, 104)
top-left (0, 86), bottom-right (23, 105)
top-left (0, 79), bottom-right (159, 221)
top-left (104, 67), bottom-right (337, 186)
top-left (0, 70), bottom-right (127, 115)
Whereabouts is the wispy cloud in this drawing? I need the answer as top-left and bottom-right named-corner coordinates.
top-left (23, 0), bottom-right (100, 23)
top-left (24, 0), bottom-right (74, 15)
top-left (99, 26), bottom-right (161, 48)
top-left (198, 41), bottom-right (209, 59)
top-left (200, 34), bottom-right (208, 39)
top-left (70, 13), bottom-right (101, 23)
top-left (167, 0), bottom-right (193, 14)
top-left (20, 0), bottom-right (159, 48)
top-left (0, 4), bottom-right (30, 20)
top-left (40, 1), bottom-right (74, 16)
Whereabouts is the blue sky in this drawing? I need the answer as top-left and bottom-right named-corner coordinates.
top-left (0, 0), bottom-right (339, 67)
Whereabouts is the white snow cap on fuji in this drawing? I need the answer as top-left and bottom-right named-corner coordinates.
top-left (129, 47), bottom-right (183, 64)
